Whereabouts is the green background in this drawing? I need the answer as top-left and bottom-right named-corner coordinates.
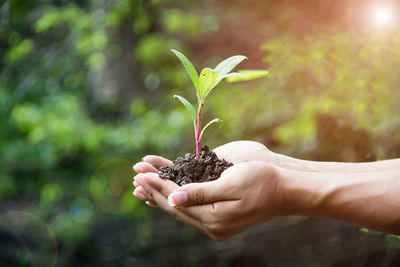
top-left (1, 0), bottom-right (400, 266)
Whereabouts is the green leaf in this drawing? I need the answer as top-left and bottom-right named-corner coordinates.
top-left (173, 95), bottom-right (197, 131)
top-left (199, 118), bottom-right (222, 142)
top-left (199, 68), bottom-right (219, 98)
top-left (217, 72), bottom-right (246, 81)
top-left (226, 70), bottom-right (269, 82)
top-left (170, 49), bottom-right (200, 94)
top-left (214, 55), bottom-right (247, 80)
top-left (201, 71), bottom-right (245, 99)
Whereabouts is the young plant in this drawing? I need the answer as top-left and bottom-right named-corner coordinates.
top-left (171, 49), bottom-right (268, 156)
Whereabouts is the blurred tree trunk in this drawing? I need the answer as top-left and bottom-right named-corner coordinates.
top-left (88, 0), bottom-right (139, 107)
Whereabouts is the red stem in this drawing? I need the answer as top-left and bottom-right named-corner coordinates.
top-left (195, 104), bottom-right (203, 156)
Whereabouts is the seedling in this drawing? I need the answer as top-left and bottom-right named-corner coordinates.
top-left (171, 49), bottom-right (268, 156)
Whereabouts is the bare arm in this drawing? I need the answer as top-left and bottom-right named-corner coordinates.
top-left (133, 141), bottom-right (400, 240)
top-left (201, 140), bottom-right (400, 173)
top-left (276, 154), bottom-right (400, 173)
top-left (280, 167), bottom-right (400, 234)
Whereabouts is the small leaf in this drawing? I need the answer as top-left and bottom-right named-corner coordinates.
top-left (203, 80), bottom-right (221, 98)
top-left (199, 118), bottom-right (222, 142)
top-left (171, 49), bottom-right (200, 94)
top-left (173, 95), bottom-right (197, 131)
top-left (202, 72), bottom-right (245, 98)
top-left (217, 72), bottom-right (246, 81)
top-left (214, 55), bottom-right (247, 80)
top-left (199, 67), bottom-right (219, 98)
top-left (226, 70), bottom-right (269, 83)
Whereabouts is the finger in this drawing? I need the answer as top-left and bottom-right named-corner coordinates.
top-left (133, 187), bottom-right (148, 201)
top-left (167, 180), bottom-right (235, 207)
top-left (136, 173), bottom-right (222, 222)
top-left (145, 201), bottom-right (157, 208)
top-left (133, 162), bottom-right (158, 173)
top-left (142, 155), bottom-right (173, 169)
top-left (136, 175), bottom-right (208, 233)
top-left (134, 172), bottom-right (176, 206)
top-left (135, 172), bottom-right (179, 197)
top-left (133, 185), bottom-right (156, 203)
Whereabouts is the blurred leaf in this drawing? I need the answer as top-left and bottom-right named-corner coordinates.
top-left (136, 35), bottom-right (169, 64)
top-left (226, 70), bottom-right (269, 82)
top-left (34, 8), bottom-right (62, 33)
top-left (5, 39), bottom-right (34, 63)
top-left (40, 183), bottom-right (62, 206)
top-left (217, 72), bottom-right (246, 81)
top-left (163, 9), bottom-right (201, 37)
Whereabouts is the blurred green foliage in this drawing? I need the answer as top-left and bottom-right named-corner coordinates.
top-left (1, 0), bottom-right (400, 266)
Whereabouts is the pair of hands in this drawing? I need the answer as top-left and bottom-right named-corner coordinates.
top-left (133, 141), bottom-right (285, 241)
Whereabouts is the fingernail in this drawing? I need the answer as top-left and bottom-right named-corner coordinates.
top-left (168, 191), bottom-right (187, 207)
top-left (133, 181), bottom-right (138, 187)
top-left (133, 189), bottom-right (147, 201)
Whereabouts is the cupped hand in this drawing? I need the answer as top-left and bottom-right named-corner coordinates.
top-left (133, 160), bottom-right (284, 241)
top-left (132, 140), bottom-right (278, 207)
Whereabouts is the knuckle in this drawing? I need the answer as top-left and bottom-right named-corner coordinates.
top-left (193, 189), bottom-right (205, 205)
top-left (174, 206), bottom-right (183, 212)
top-left (148, 190), bottom-right (154, 199)
top-left (166, 207), bottom-right (178, 220)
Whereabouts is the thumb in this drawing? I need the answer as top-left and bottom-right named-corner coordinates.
top-left (167, 181), bottom-right (226, 207)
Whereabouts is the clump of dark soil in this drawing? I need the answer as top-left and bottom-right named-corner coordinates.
top-left (158, 145), bottom-right (233, 186)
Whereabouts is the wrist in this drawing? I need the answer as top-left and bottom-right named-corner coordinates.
top-left (274, 153), bottom-right (309, 171)
top-left (256, 162), bottom-right (289, 219)
top-left (277, 168), bottom-right (325, 216)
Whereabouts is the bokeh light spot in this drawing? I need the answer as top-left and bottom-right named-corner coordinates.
top-left (0, 211), bottom-right (57, 267)
top-left (90, 159), bottom-right (138, 214)
top-left (69, 198), bottom-right (94, 223)
top-left (144, 73), bottom-right (160, 90)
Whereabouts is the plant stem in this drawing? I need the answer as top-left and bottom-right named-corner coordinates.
top-left (195, 102), bottom-right (203, 156)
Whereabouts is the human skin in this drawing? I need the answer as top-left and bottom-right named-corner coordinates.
top-left (132, 141), bottom-right (400, 240)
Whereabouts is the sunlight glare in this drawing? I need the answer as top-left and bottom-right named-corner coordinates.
top-left (371, 6), bottom-right (393, 27)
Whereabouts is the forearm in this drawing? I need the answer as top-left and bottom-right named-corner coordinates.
top-left (276, 153), bottom-right (400, 173)
top-left (279, 167), bottom-right (400, 234)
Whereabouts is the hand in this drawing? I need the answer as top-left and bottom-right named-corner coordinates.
top-left (133, 161), bottom-right (284, 241)
top-left (132, 140), bottom-right (279, 207)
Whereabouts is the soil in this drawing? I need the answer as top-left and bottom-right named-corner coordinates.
top-left (158, 145), bottom-right (233, 186)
